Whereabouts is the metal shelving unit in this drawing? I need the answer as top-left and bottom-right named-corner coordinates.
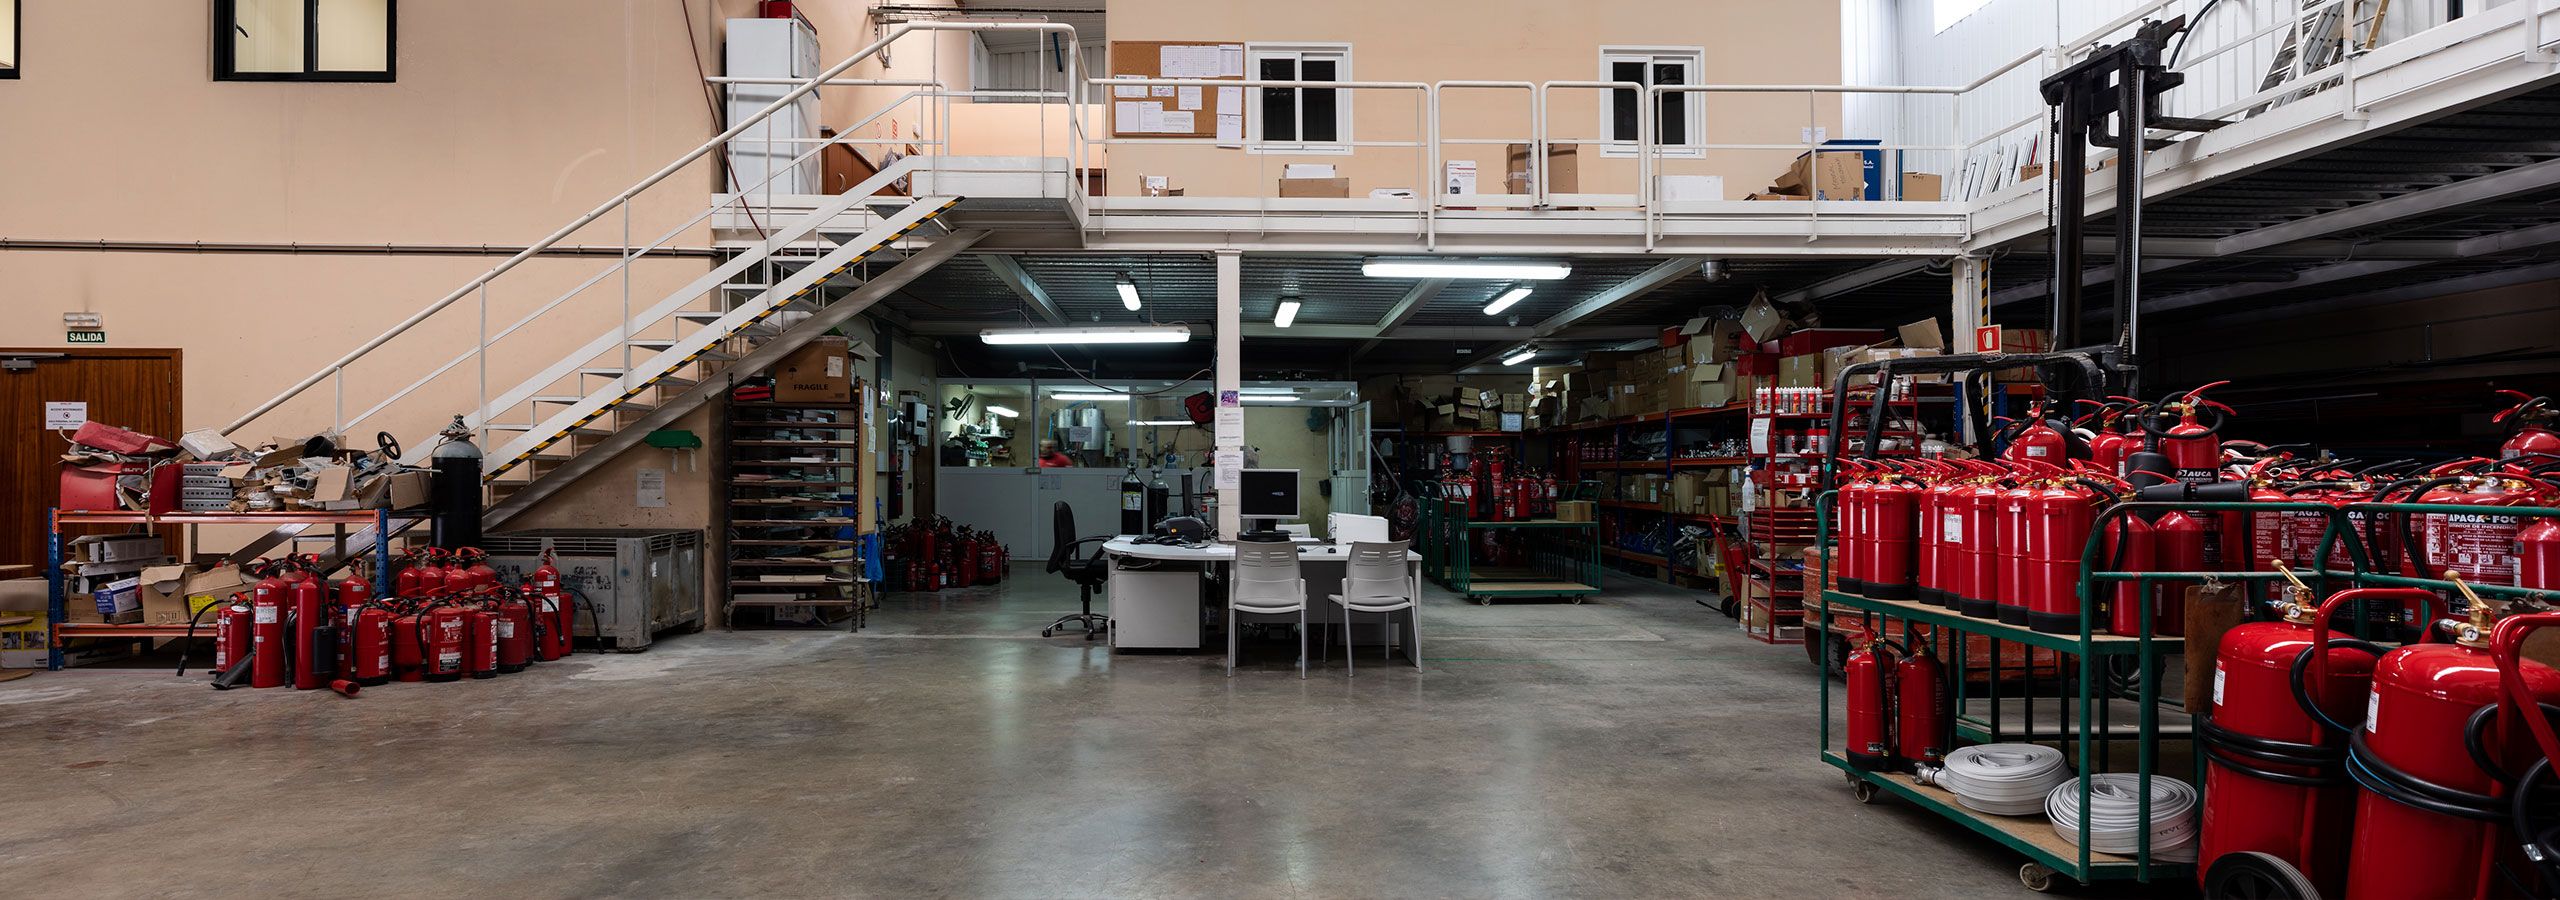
top-left (1417, 483), bottom-right (1601, 604)
top-left (45, 508), bottom-right (401, 669)
top-left (718, 397), bottom-right (869, 630)
top-left (1542, 403), bottom-right (1745, 589)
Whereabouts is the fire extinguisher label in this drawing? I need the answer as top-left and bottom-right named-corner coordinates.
top-left (254, 607), bottom-right (278, 624)
top-left (2366, 690), bottom-right (2382, 733)
top-left (438, 650), bottom-right (462, 669)
top-left (498, 620), bottom-right (516, 639)
top-left (1941, 513), bottom-right (1963, 543)
top-left (376, 653), bottom-right (390, 672)
top-left (2024, 445), bottom-right (2048, 457)
top-left (2211, 665), bottom-right (2225, 708)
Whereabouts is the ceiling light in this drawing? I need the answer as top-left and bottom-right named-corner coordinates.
top-left (1134, 419), bottom-right (1195, 426)
top-left (1237, 387), bottom-right (1298, 395)
top-left (1484, 286), bottom-right (1532, 316)
top-left (980, 325), bottom-right (1190, 345)
top-left (1052, 392), bottom-right (1130, 402)
top-left (1274, 298), bottom-right (1301, 328)
top-left (1116, 273), bottom-right (1142, 311)
top-left (1241, 395), bottom-right (1301, 403)
top-left (1503, 348), bottom-right (1537, 366)
top-left (985, 405), bottom-right (1019, 418)
top-left (1363, 259), bottom-right (1572, 280)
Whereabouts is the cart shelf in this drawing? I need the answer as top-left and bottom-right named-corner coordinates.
top-left (1820, 751), bottom-right (2185, 887)
top-left (1820, 590), bottom-right (2182, 656)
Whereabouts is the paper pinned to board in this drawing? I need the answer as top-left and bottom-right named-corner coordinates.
top-left (1150, 85), bottom-right (1175, 98)
top-left (1177, 85), bottom-right (1203, 110)
top-left (1161, 45), bottom-right (1222, 78)
top-left (1161, 110), bottom-right (1195, 132)
top-left (1114, 101), bottom-right (1147, 132)
top-left (1138, 104), bottom-right (1167, 133)
top-left (1219, 44), bottom-right (1246, 77)
top-left (1217, 85), bottom-right (1243, 109)
top-left (1113, 75), bottom-right (1145, 98)
top-left (1213, 450), bottom-right (1243, 489)
top-left (1214, 406), bottom-right (1244, 444)
top-left (1216, 113), bottom-right (1244, 146)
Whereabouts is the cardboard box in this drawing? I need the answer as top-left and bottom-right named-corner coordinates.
top-left (1277, 177), bottom-right (1352, 198)
top-left (1900, 172), bottom-right (1944, 201)
top-left (1777, 354), bottom-right (1822, 389)
top-left (1501, 393), bottom-right (1527, 413)
top-left (774, 336), bottom-right (853, 403)
top-left (1744, 192), bottom-right (1803, 201)
top-left (137, 565), bottom-right (253, 627)
top-left (73, 534), bottom-right (166, 565)
top-left (0, 606), bottom-right (46, 670)
top-left (1555, 500), bottom-right (1595, 523)
top-left (1139, 175), bottom-right (1183, 197)
top-left (1739, 292), bottom-right (1789, 344)
top-left (1771, 151), bottom-right (1867, 200)
top-left (1505, 142), bottom-right (1579, 194)
top-left (358, 470), bottom-right (432, 510)
top-left (1687, 362), bottom-right (1737, 408)
top-left (1992, 327), bottom-right (2056, 382)
top-left (1898, 318), bottom-right (1946, 351)
top-left (93, 577), bottom-right (143, 624)
top-left (1282, 163), bottom-right (1338, 179)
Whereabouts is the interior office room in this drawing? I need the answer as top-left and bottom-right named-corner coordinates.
top-left (16, 0), bottom-right (2560, 897)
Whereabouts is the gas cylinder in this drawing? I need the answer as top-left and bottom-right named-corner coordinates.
top-left (1955, 467), bottom-right (2006, 618)
top-left (2003, 407), bottom-right (2069, 465)
top-left (392, 607), bottom-right (425, 682)
top-left (423, 604), bottom-right (467, 682)
top-left (2195, 583), bottom-right (2433, 898)
top-left (288, 556), bottom-right (334, 691)
top-left (495, 590), bottom-right (534, 673)
top-left (346, 604), bottom-right (393, 686)
top-left (249, 560), bottom-right (288, 689)
top-left (2496, 390), bottom-right (2560, 460)
top-left (2243, 462), bottom-right (2294, 575)
top-left (430, 415), bottom-right (483, 550)
top-left (465, 605), bottom-right (499, 679)
top-left (544, 583), bottom-right (577, 659)
top-left (1844, 636), bottom-right (1895, 771)
top-left (2342, 601), bottom-right (2560, 900)
top-left (1866, 468), bottom-right (1921, 602)
top-left (1834, 462), bottom-right (1872, 596)
top-left (1894, 642), bottom-right (1949, 768)
top-left (2023, 474), bottom-right (2104, 635)
top-left (2081, 397), bottom-right (2144, 477)
top-left (1994, 473), bottom-right (2039, 626)
top-left (1913, 463), bottom-right (1954, 607)
top-left (2147, 509), bottom-right (2206, 638)
top-left (213, 595), bottom-right (252, 675)
top-left (2099, 509), bottom-right (2156, 636)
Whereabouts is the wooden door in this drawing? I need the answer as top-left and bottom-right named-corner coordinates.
top-left (0, 349), bottom-right (184, 568)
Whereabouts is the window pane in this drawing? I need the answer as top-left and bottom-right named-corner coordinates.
top-left (232, 0), bottom-right (307, 73)
top-left (1654, 62), bottom-right (1688, 145)
top-left (1259, 57), bottom-right (1297, 142)
top-left (1610, 61), bottom-right (1643, 142)
top-left (0, 0), bottom-right (17, 71)
top-left (1301, 59), bottom-right (1338, 142)
top-left (316, 0), bottom-right (391, 73)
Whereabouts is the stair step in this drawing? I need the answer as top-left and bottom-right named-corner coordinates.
top-left (486, 421), bottom-right (610, 437)
top-left (530, 395), bottom-right (587, 405)
top-left (579, 368), bottom-right (628, 378)
top-left (676, 311), bottom-right (728, 324)
top-left (630, 339), bottom-right (678, 351)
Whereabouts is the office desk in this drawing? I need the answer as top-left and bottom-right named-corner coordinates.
top-left (1101, 539), bottom-right (1421, 652)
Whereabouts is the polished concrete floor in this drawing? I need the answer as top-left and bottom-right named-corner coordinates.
top-left (3, 571), bottom-right (2165, 898)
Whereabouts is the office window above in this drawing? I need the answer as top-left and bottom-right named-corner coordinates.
top-left (217, 0), bottom-right (395, 82)
top-left (1601, 47), bottom-right (1704, 156)
top-left (1, 0), bottom-right (19, 79)
top-left (1248, 44), bottom-right (1351, 153)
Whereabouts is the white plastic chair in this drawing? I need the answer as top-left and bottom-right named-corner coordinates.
top-left (1229, 543), bottom-right (1308, 678)
top-left (1326, 540), bottom-right (1419, 676)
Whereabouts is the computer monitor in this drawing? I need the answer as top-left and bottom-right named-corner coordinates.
top-left (1237, 468), bottom-right (1300, 540)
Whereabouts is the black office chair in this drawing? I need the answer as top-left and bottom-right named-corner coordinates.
top-left (1044, 501), bottom-right (1112, 639)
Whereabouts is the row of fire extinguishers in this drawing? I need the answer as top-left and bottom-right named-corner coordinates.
top-left (1439, 453), bottom-right (1559, 522)
top-left (1829, 385), bottom-right (2560, 641)
top-left (186, 546), bottom-right (578, 693)
top-left (881, 517), bottom-right (1007, 593)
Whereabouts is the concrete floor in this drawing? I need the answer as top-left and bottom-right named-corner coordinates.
top-left (3, 571), bottom-right (2177, 898)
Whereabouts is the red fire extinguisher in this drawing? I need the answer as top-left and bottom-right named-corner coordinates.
top-left (423, 602), bottom-right (467, 682)
top-left (2076, 397), bottom-right (2144, 477)
top-left (2496, 390), bottom-right (2560, 460)
top-left (1894, 641), bottom-right (1948, 768)
top-left (248, 559), bottom-right (288, 689)
top-left (496, 589), bottom-right (534, 673)
top-left (1866, 465), bottom-right (1921, 603)
top-left (214, 593), bottom-right (252, 676)
top-left (1952, 462), bottom-right (2006, 617)
top-left (413, 547), bottom-right (451, 597)
top-left (392, 604), bottom-right (426, 682)
top-left (288, 555), bottom-right (334, 691)
top-left (2000, 402), bottom-right (2069, 464)
top-left (345, 603), bottom-right (393, 686)
top-left (977, 536), bottom-right (1002, 584)
top-left (394, 547), bottom-right (424, 598)
top-left (1844, 634), bottom-right (1895, 771)
top-left (2407, 464), bottom-right (2549, 594)
top-left (1993, 465), bottom-right (2043, 626)
top-left (454, 547), bottom-right (498, 595)
top-left (465, 603), bottom-right (500, 679)
top-left (1834, 460), bottom-right (1873, 596)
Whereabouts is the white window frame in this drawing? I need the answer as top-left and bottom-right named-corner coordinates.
top-left (1598, 46), bottom-right (1706, 159)
top-left (1934, 0), bottom-right (1994, 33)
top-left (1246, 43), bottom-right (1353, 155)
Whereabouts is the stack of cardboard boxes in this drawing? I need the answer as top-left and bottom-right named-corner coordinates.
top-left (1743, 148), bottom-right (1945, 202)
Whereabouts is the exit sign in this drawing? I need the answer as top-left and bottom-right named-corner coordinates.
top-left (66, 331), bottom-right (105, 344)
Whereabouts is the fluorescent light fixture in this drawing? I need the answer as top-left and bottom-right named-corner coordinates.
top-left (1274, 298), bottom-right (1301, 328)
top-left (1362, 259), bottom-right (1572, 280)
top-left (1237, 387), bottom-right (1299, 395)
top-left (1134, 419), bottom-right (1195, 426)
top-left (1116, 273), bottom-right (1142, 311)
top-left (985, 405), bottom-right (1019, 418)
top-left (1503, 348), bottom-right (1537, 366)
top-left (1484, 286), bottom-right (1532, 316)
top-left (1052, 392), bottom-right (1130, 402)
top-left (980, 325), bottom-right (1190, 345)
top-left (1241, 395), bottom-right (1301, 403)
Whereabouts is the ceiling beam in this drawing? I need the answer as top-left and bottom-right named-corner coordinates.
top-left (1771, 258), bottom-right (1936, 305)
top-left (897, 321), bottom-right (1655, 341)
top-left (981, 254), bottom-right (1067, 325)
top-left (1532, 257), bottom-right (1706, 338)
top-left (1354, 278), bottom-right (1452, 360)
top-left (2175, 259), bottom-right (2560, 329)
top-left (2143, 259), bottom-right (2431, 315)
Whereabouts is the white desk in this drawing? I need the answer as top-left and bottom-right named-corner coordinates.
top-left (1100, 539), bottom-right (1421, 651)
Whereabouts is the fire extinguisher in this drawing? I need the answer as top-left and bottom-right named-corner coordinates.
top-left (2405, 463), bottom-right (2550, 595)
top-left (1844, 634), bottom-right (1895, 771)
top-left (394, 547), bottom-right (424, 598)
top-left (392, 603), bottom-right (426, 682)
top-left (465, 603), bottom-right (500, 679)
top-left (248, 559), bottom-right (288, 689)
top-left (1866, 464), bottom-right (1921, 603)
top-left (413, 547), bottom-right (451, 597)
top-left (2495, 390), bottom-right (2560, 460)
top-left (2193, 574), bottom-right (2436, 897)
top-left (1834, 460), bottom-right (1873, 596)
top-left (2000, 402), bottom-right (2069, 464)
top-left (1121, 466), bottom-right (1147, 535)
top-left (546, 582), bottom-right (577, 660)
top-left (454, 547), bottom-right (498, 595)
top-left (1993, 464), bottom-right (2043, 626)
top-left (1953, 462), bottom-right (2007, 617)
top-left (1894, 641), bottom-right (1948, 768)
top-left (2076, 397), bottom-right (2144, 477)
top-left (345, 603), bottom-right (393, 686)
top-left (288, 555), bottom-right (335, 691)
top-left (977, 536), bottom-right (1002, 584)
top-left (531, 548), bottom-right (572, 661)
top-left (423, 602), bottom-right (467, 681)
top-left (214, 593), bottom-right (252, 676)
top-left (495, 589), bottom-right (534, 673)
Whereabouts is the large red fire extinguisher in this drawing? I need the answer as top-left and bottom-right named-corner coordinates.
top-left (345, 603), bottom-right (393, 686)
top-left (532, 548), bottom-right (572, 661)
top-left (392, 604), bottom-right (426, 682)
top-left (2408, 465), bottom-right (2549, 593)
top-left (2000, 402), bottom-right (2069, 464)
top-left (496, 589), bottom-right (534, 673)
top-left (2194, 579), bottom-right (2437, 898)
top-left (287, 555), bottom-right (334, 691)
top-left (2337, 584), bottom-right (2560, 900)
top-left (454, 547), bottom-right (498, 595)
top-left (394, 547), bottom-right (424, 598)
top-left (1993, 465), bottom-right (2043, 626)
top-left (1951, 462), bottom-right (2005, 616)
top-left (1865, 465), bottom-right (1921, 602)
top-left (2496, 390), bottom-right (2560, 460)
top-left (1894, 641), bottom-right (1948, 768)
top-left (423, 602), bottom-right (467, 682)
top-left (1844, 634), bottom-right (1895, 771)
top-left (1834, 460), bottom-right (1873, 596)
top-left (214, 593), bottom-right (252, 676)
top-left (249, 559), bottom-right (288, 689)
top-left (413, 547), bottom-right (451, 597)
top-left (465, 603), bottom-right (500, 679)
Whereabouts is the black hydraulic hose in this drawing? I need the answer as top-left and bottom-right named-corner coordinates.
top-left (2346, 728), bottom-right (2511, 822)
top-left (2510, 758), bottom-right (2560, 890)
top-left (2396, 475), bottom-right (2472, 580)
top-left (2195, 713), bottom-right (2348, 787)
top-left (2292, 640), bottom-right (2388, 735)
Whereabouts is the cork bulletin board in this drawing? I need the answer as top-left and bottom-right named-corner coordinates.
top-left (1107, 40), bottom-right (1246, 139)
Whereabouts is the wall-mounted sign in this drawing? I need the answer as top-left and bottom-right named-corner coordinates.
top-left (67, 331), bottom-right (105, 344)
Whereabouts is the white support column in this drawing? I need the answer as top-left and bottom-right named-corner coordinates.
top-left (1215, 249), bottom-right (1243, 540)
top-left (1949, 255), bottom-right (1987, 353)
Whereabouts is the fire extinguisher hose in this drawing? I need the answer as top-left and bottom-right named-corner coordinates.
top-left (1927, 744), bottom-right (2070, 816)
top-left (2194, 713), bottom-right (2345, 787)
top-left (173, 595), bottom-right (229, 677)
top-left (2045, 774), bottom-right (2199, 861)
top-left (2345, 724), bottom-right (2514, 823)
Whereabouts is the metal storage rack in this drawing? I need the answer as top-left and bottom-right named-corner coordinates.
top-left (718, 397), bottom-right (869, 630)
top-left (44, 508), bottom-right (399, 669)
top-left (1417, 482), bottom-right (1601, 604)
top-left (1744, 394), bottom-right (1918, 644)
top-left (1543, 403), bottom-right (1745, 588)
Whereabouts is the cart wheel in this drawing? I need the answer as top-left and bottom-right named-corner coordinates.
top-left (1843, 770), bottom-right (1861, 786)
top-left (1720, 596), bottom-right (1740, 618)
top-left (1849, 781), bottom-right (1879, 805)
top-left (2203, 852), bottom-right (2321, 900)
top-left (1041, 627), bottom-right (1055, 637)
top-left (2017, 863), bottom-right (2058, 893)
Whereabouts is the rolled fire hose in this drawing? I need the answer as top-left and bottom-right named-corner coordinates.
top-left (2045, 774), bottom-right (2200, 862)
top-left (1921, 744), bottom-right (2071, 816)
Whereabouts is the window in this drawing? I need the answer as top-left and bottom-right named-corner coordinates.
top-left (1934, 0), bottom-right (1994, 33)
top-left (0, 0), bottom-right (18, 79)
top-left (1600, 47), bottom-right (1704, 156)
top-left (215, 0), bottom-right (395, 82)
top-left (1248, 44), bottom-right (1350, 152)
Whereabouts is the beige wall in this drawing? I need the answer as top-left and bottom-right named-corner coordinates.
top-left (1099, 0), bottom-right (1843, 199)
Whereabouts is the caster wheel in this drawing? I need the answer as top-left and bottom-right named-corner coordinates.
top-left (1041, 628), bottom-right (1055, 637)
top-left (1850, 781), bottom-right (1880, 804)
top-left (1843, 770), bottom-right (1861, 786)
top-left (1720, 597), bottom-right (1740, 618)
top-left (2018, 863), bottom-right (2058, 893)
top-left (2203, 851), bottom-right (2321, 900)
